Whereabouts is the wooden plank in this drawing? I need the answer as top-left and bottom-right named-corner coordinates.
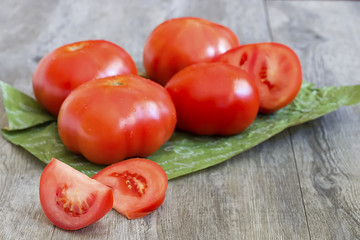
top-left (0, 2), bottom-right (57, 239)
top-left (0, 108), bottom-right (54, 239)
top-left (0, 0), bottom-right (320, 239)
top-left (0, 1), bottom-right (60, 96)
top-left (268, 1), bottom-right (360, 239)
top-left (43, 1), bottom-right (309, 239)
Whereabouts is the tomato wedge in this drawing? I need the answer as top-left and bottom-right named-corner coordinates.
top-left (92, 158), bottom-right (168, 219)
top-left (39, 158), bottom-right (113, 230)
top-left (214, 42), bottom-right (302, 113)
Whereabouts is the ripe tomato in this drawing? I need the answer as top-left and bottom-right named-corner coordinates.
top-left (39, 158), bottom-right (113, 230)
top-left (92, 158), bottom-right (168, 219)
top-left (58, 74), bottom-right (177, 165)
top-left (165, 62), bottom-right (259, 135)
top-left (143, 17), bottom-right (240, 86)
top-left (214, 42), bottom-right (302, 113)
top-left (33, 40), bottom-right (137, 116)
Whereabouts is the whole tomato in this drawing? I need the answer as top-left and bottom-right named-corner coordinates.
top-left (33, 40), bottom-right (137, 116)
top-left (143, 17), bottom-right (240, 86)
top-left (58, 74), bottom-right (176, 165)
top-left (165, 62), bottom-right (259, 135)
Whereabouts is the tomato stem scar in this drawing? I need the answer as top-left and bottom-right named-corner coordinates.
top-left (66, 43), bottom-right (88, 51)
top-left (106, 80), bottom-right (124, 86)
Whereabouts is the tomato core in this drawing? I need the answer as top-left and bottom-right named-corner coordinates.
top-left (66, 42), bottom-right (88, 52)
top-left (56, 184), bottom-right (96, 217)
top-left (259, 64), bottom-right (274, 89)
top-left (110, 171), bottom-right (147, 197)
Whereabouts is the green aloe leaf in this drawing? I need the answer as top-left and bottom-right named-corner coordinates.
top-left (1, 122), bottom-right (104, 176)
top-left (1, 81), bottom-right (360, 179)
top-left (0, 81), bottom-right (55, 130)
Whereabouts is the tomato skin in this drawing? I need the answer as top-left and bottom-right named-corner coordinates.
top-left (58, 75), bottom-right (177, 165)
top-left (39, 158), bottom-right (113, 230)
top-left (143, 17), bottom-right (240, 86)
top-left (33, 40), bottom-right (137, 116)
top-left (165, 62), bottom-right (259, 135)
top-left (214, 42), bottom-right (302, 113)
top-left (92, 158), bottom-right (168, 219)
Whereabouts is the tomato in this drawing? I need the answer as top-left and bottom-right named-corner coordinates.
top-left (214, 42), bottom-right (302, 113)
top-left (58, 74), bottom-right (177, 165)
top-left (92, 158), bottom-right (168, 219)
top-left (165, 62), bottom-right (259, 135)
top-left (39, 158), bottom-right (113, 230)
top-left (33, 40), bottom-right (137, 116)
top-left (143, 17), bottom-right (240, 86)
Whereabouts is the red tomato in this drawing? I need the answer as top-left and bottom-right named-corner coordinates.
top-left (165, 62), bottom-right (259, 135)
top-left (92, 158), bottom-right (168, 219)
top-left (39, 158), bottom-right (113, 230)
top-left (143, 17), bottom-right (240, 86)
top-left (214, 42), bottom-right (302, 113)
top-left (58, 74), bottom-right (177, 165)
top-left (33, 40), bottom-right (137, 116)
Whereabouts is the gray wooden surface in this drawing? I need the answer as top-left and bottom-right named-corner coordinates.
top-left (1, 0), bottom-right (360, 239)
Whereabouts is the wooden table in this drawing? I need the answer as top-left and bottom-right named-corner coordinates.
top-left (1, 1), bottom-right (359, 239)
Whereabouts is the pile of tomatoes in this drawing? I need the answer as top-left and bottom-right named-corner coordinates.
top-left (33, 17), bottom-right (302, 230)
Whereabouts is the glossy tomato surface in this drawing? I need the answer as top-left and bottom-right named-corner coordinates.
top-left (33, 40), bottom-right (137, 116)
top-left (58, 75), bottom-right (177, 165)
top-left (92, 158), bottom-right (168, 219)
top-left (165, 62), bottom-right (259, 135)
top-left (39, 158), bottom-right (113, 230)
top-left (143, 17), bottom-right (240, 86)
top-left (214, 42), bottom-right (302, 113)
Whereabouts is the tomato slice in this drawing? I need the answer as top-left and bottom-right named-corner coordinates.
top-left (214, 42), bottom-right (302, 113)
top-left (39, 158), bottom-right (113, 230)
top-left (92, 158), bottom-right (168, 219)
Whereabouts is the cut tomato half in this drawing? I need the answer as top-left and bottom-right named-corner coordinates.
top-left (39, 158), bottom-right (113, 230)
top-left (92, 158), bottom-right (168, 219)
top-left (214, 42), bottom-right (302, 113)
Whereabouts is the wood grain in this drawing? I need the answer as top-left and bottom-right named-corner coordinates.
top-left (0, 108), bottom-right (54, 239)
top-left (0, 0), bottom-right (359, 239)
top-left (268, 1), bottom-right (360, 239)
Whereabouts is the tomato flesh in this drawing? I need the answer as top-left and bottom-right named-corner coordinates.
top-left (143, 17), bottom-right (240, 86)
top-left (92, 158), bottom-right (168, 219)
top-left (165, 62), bottom-right (259, 135)
top-left (214, 42), bottom-right (302, 113)
top-left (55, 184), bottom-right (96, 217)
top-left (39, 158), bottom-right (113, 230)
top-left (33, 40), bottom-right (137, 116)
